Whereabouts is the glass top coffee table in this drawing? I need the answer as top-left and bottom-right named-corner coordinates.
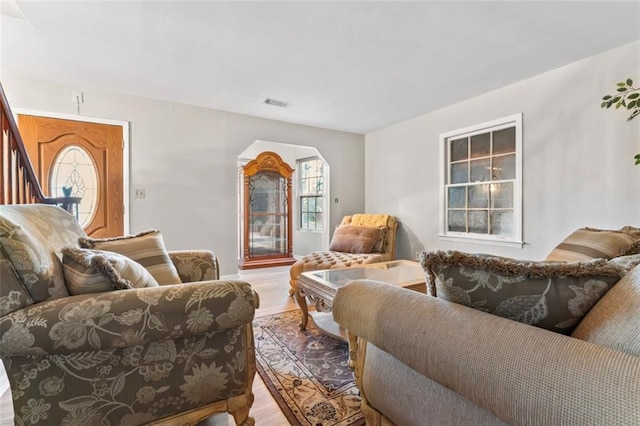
top-left (295, 260), bottom-right (426, 367)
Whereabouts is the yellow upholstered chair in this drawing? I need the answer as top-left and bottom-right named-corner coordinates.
top-left (288, 214), bottom-right (397, 296)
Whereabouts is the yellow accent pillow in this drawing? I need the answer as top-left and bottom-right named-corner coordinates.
top-left (349, 214), bottom-right (389, 228)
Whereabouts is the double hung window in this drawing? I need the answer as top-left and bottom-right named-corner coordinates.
top-left (298, 157), bottom-right (324, 231)
top-left (440, 114), bottom-right (523, 245)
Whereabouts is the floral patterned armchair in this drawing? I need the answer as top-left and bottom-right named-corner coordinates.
top-left (0, 204), bottom-right (258, 425)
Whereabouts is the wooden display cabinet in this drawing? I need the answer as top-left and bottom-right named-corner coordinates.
top-left (239, 151), bottom-right (296, 269)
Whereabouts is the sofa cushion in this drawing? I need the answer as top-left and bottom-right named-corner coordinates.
top-left (329, 225), bottom-right (382, 254)
top-left (546, 227), bottom-right (640, 262)
top-left (421, 250), bottom-right (627, 335)
top-left (0, 205), bottom-right (87, 302)
top-left (79, 230), bottom-right (181, 285)
top-left (290, 251), bottom-right (391, 281)
top-left (62, 248), bottom-right (159, 295)
top-left (572, 264), bottom-right (640, 357)
top-left (0, 252), bottom-right (33, 316)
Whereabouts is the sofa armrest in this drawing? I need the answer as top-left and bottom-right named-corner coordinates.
top-left (333, 280), bottom-right (640, 425)
top-left (1, 280), bottom-right (257, 357)
top-left (169, 250), bottom-right (220, 282)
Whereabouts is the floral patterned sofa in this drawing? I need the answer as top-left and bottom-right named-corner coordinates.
top-left (0, 204), bottom-right (259, 425)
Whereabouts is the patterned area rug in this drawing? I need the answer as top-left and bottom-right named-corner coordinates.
top-left (253, 310), bottom-right (364, 426)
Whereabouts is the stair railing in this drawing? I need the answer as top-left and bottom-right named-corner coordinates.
top-left (0, 82), bottom-right (80, 216)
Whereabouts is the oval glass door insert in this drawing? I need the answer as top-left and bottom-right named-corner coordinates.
top-left (49, 145), bottom-right (98, 228)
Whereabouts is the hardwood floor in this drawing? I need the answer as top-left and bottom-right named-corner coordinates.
top-left (0, 266), bottom-right (298, 426)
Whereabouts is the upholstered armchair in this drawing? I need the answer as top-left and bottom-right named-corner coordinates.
top-left (0, 204), bottom-right (258, 425)
top-left (289, 213), bottom-right (397, 296)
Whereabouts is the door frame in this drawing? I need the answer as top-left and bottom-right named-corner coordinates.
top-left (14, 108), bottom-right (130, 234)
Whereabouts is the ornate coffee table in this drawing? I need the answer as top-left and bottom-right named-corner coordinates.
top-left (295, 260), bottom-right (426, 367)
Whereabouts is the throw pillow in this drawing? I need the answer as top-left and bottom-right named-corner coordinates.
top-left (0, 204), bottom-right (87, 302)
top-left (79, 230), bottom-right (182, 285)
top-left (62, 248), bottom-right (159, 295)
top-left (349, 214), bottom-right (389, 227)
top-left (421, 250), bottom-right (627, 335)
top-left (545, 227), bottom-right (640, 262)
top-left (372, 226), bottom-right (388, 253)
top-left (572, 263), bottom-right (640, 357)
top-left (329, 225), bottom-right (381, 254)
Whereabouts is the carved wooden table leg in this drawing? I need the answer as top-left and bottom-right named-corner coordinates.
top-left (295, 288), bottom-right (309, 330)
top-left (347, 330), bottom-right (358, 369)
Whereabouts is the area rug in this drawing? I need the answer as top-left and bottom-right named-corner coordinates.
top-left (253, 310), bottom-right (364, 426)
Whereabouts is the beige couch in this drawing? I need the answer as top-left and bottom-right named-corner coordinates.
top-left (333, 228), bottom-right (640, 425)
top-left (334, 265), bottom-right (640, 425)
top-left (289, 214), bottom-right (397, 296)
top-left (0, 204), bottom-right (258, 425)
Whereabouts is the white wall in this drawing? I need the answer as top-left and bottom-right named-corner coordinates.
top-left (365, 41), bottom-right (640, 261)
top-left (2, 75), bottom-right (364, 275)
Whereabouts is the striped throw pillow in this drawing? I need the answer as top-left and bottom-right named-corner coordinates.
top-left (62, 248), bottom-right (159, 295)
top-left (79, 230), bottom-right (181, 285)
top-left (546, 228), bottom-right (640, 262)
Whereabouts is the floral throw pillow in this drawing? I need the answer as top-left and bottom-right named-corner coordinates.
top-left (421, 250), bottom-right (628, 335)
top-left (62, 248), bottom-right (159, 295)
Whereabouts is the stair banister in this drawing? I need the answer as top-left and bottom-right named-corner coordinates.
top-left (0, 82), bottom-right (80, 215)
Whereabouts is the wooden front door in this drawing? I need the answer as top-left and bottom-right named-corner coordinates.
top-left (18, 115), bottom-right (124, 237)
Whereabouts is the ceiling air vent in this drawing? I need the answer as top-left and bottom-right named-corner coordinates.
top-left (263, 98), bottom-right (288, 108)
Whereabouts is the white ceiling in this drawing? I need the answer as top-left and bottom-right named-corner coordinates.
top-left (1, 1), bottom-right (639, 134)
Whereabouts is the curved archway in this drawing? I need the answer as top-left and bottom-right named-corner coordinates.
top-left (238, 140), bottom-right (331, 261)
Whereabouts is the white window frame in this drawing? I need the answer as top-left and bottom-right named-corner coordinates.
top-left (438, 113), bottom-right (523, 247)
top-left (297, 156), bottom-right (325, 232)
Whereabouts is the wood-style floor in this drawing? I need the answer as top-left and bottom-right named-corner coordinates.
top-left (0, 266), bottom-right (299, 426)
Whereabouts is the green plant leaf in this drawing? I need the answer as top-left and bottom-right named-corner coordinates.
top-left (603, 95), bottom-right (612, 100)
top-left (626, 78), bottom-right (633, 86)
top-left (628, 93), bottom-right (639, 99)
top-left (628, 100), bottom-right (637, 109)
top-left (613, 96), bottom-right (621, 103)
top-left (617, 82), bottom-right (627, 86)
top-left (617, 87), bottom-right (628, 92)
top-left (600, 101), bottom-right (607, 108)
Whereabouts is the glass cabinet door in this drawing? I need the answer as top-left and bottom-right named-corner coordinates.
top-left (240, 151), bottom-right (295, 269)
top-left (248, 171), bottom-right (288, 257)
